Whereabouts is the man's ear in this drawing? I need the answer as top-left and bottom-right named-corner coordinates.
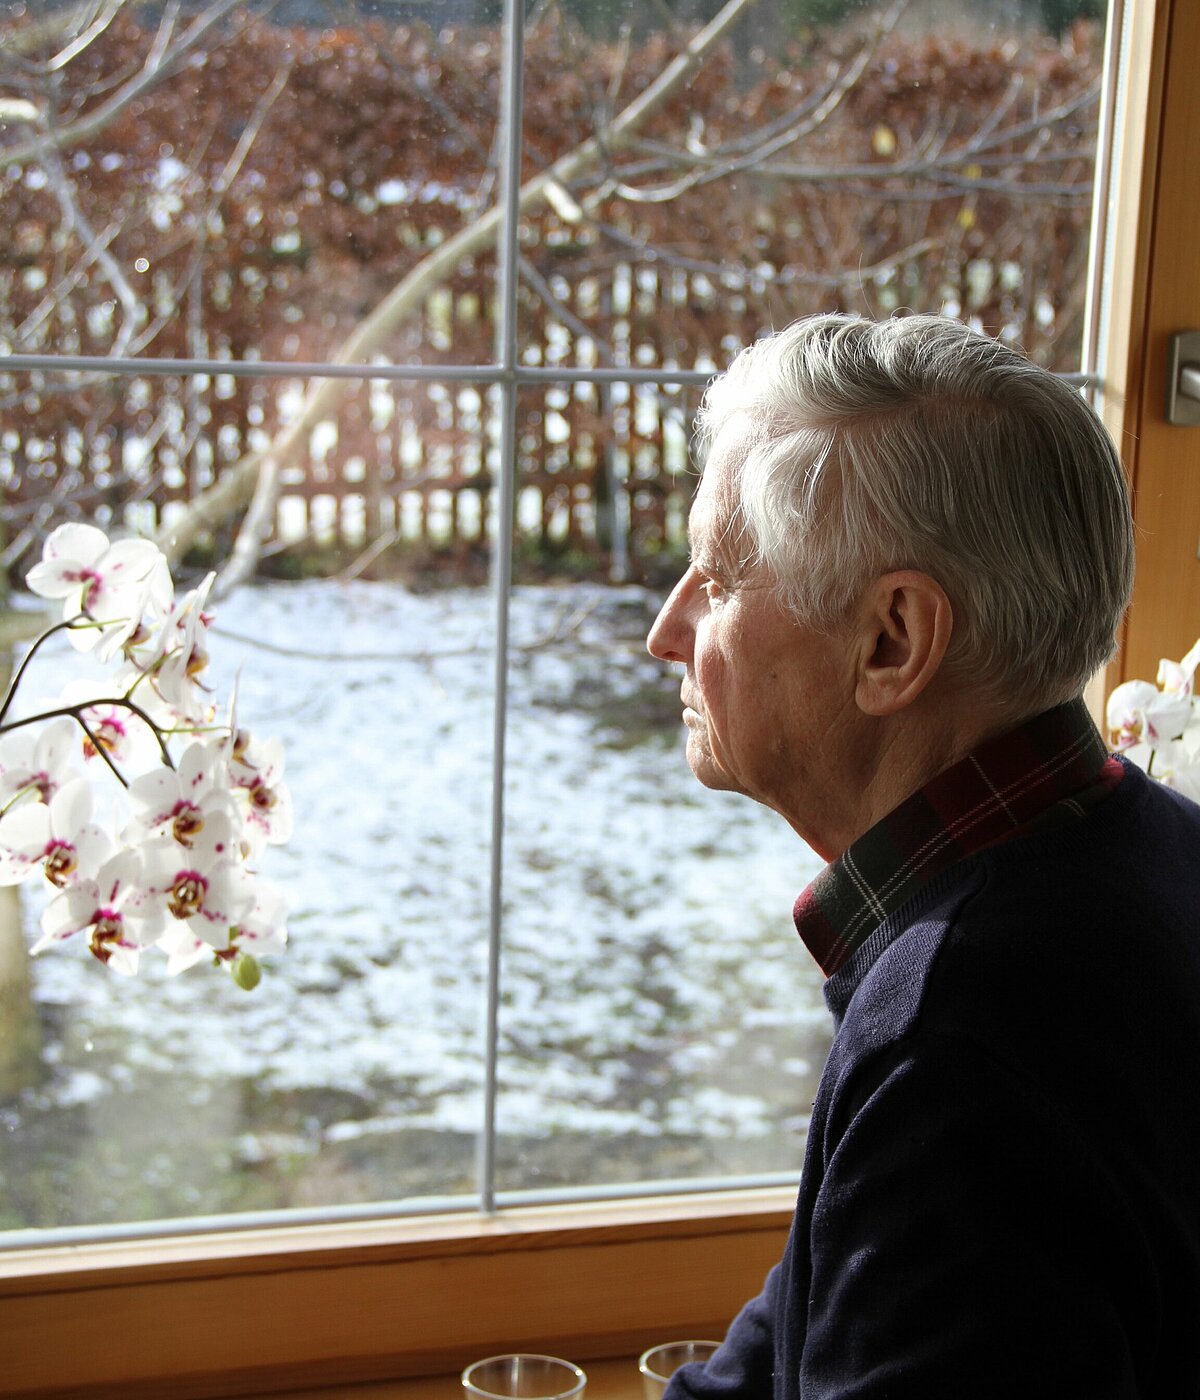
top-left (854, 571), bottom-right (954, 717)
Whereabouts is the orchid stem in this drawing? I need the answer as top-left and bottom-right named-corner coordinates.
top-left (0, 698), bottom-right (176, 771)
top-left (0, 781), bottom-right (40, 819)
top-left (74, 715), bottom-right (130, 790)
top-left (0, 616), bottom-right (89, 726)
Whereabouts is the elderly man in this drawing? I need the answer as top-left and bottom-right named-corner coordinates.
top-left (647, 314), bottom-right (1200, 1397)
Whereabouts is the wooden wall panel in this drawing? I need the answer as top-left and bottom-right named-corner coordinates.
top-left (1112, 0), bottom-right (1200, 684)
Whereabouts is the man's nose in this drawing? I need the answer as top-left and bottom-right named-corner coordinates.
top-left (647, 570), bottom-right (697, 664)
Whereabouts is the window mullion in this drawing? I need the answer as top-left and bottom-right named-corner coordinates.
top-left (479, 0), bottom-right (527, 1219)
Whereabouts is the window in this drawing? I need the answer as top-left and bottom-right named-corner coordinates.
top-left (4, 0), bottom-right (1188, 1391)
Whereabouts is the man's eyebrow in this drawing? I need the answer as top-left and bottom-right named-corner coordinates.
top-left (691, 547), bottom-right (735, 583)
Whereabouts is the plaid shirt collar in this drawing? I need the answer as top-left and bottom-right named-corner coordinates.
top-left (793, 698), bottom-right (1124, 978)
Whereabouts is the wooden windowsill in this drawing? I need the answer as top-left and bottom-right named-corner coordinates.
top-left (229, 1355), bottom-right (648, 1400)
top-left (1, 1190), bottom-right (791, 1399)
top-left (0, 1187), bottom-right (794, 1284)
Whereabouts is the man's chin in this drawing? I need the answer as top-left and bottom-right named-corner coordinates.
top-left (685, 734), bottom-right (738, 793)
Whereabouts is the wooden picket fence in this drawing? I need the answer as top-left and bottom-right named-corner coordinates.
top-left (0, 11), bottom-right (1102, 579)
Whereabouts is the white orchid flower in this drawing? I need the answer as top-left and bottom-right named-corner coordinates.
top-left (140, 812), bottom-right (255, 948)
top-left (0, 716), bottom-right (82, 808)
top-left (35, 848), bottom-right (164, 974)
top-left (142, 573), bottom-right (216, 712)
top-left (157, 924), bottom-right (214, 976)
top-left (230, 878), bottom-right (288, 957)
top-left (112, 657), bottom-right (204, 736)
top-left (9, 525), bottom-right (290, 984)
top-left (159, 880), bottom-right (288, 977)
top-left (55, 680), bottom-right (162, 774)
top-left (1157, 637), bottom-right (1200, 698)
top-left (1106, 679), bottom-right (1193, 752)
top-left (205, 674), bottom-right (242, 762)
top-left (0, 778), bottom-right (111, 887)
top-left (25, 523), bottom-right (171, 655)
top-left (229, 732), bottom-right (293, 855)
top-left (1142, 738), bottom-right (1200, 801)
top-left (94, 547), bottom-right (173, 665)
top-left (124, 740), bottom-right (241, 849)
top-left (1107, 638), bottom-right (1200, 803)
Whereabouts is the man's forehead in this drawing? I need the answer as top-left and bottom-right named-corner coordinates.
top-left (687, 464), bottom-right (746, 568)
top-left (686, 472), bottom-right (726, 545)
top-left (688, 420), bottom-right (752, 540)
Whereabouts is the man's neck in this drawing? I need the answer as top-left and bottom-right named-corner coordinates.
top-left (800, 693), bottom-right (1027, 862)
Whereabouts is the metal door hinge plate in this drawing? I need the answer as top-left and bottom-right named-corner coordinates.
top-left (1167, 332), bottom-right (1200, 425)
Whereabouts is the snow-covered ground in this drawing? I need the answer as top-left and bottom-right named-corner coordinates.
top-left (5, 580), bottom-right (831, 1226)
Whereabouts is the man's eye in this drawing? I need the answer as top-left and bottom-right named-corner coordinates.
top-left (703, 578), bottom-right (726, 603)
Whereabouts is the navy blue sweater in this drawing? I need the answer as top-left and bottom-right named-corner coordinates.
top-left (668, 760), bottom-right (1200, 1398)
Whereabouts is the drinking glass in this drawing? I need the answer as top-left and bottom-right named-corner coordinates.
top-left (462, 1353), bottom-right (587, 1400)
top-left (638, 1341), bottom-right (721, 1400)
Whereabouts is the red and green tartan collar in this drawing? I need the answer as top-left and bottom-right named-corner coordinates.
top-left (793, 698), bottom-right (1124, 978)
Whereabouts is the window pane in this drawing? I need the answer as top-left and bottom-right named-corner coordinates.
top-left (518, 0), bottom-right (1104, 372)
top-left (0, 0), bottom-right (504, 367)
top-left (0, 370), bottom-right (496, 1228)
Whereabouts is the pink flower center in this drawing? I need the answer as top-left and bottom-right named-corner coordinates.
top-left (248, 780), bottom-right (276, 813)
top-left (89, 910), bottom-right (124, 964)
top-left (1110, 712), bottom-right (1147, 749)
top-left (168, 871), bottom-right (208, 921)
top-left (76, 568), bottom-right (103, 612)
top-left (84, 712), bottom-right (126, 760)
top-left (171, 802), bottom-right (204, 847)
top-left (43, 840), bottom-right (77, 889)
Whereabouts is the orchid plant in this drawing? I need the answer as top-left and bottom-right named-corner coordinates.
top-left (0, 524), bottom-right (290, 988)
top-left (1106, 638), bottom-right (1200, 801)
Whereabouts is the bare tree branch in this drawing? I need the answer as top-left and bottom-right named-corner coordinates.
top-left (212, 597), bottom-right (599, 663)
top-left (518, 255), bottom-right (617, 366)
top-left (599, 0), bottom-right (908, 206)
top-left (127, 52), bottom-right (294, 355)
top-left (44, 0), bottom-right (130, 74)
top-left (165, 0), bottom-right (762, 594)
top-left (1, 0), bottom-right (128, 62)
top-left (38, 121), bottom-right (142, 357)
top-left (13, 210), bottom-right (126, 348)
top-left (587, 217), bottom-right (940, 289)
top-left (1, 0), bottom-right (254, 166)
top-left (611, 79), bottom-right (1098, 204)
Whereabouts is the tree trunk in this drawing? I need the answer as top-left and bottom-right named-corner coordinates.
top-left (0, 614), bottom-right (45, 1099)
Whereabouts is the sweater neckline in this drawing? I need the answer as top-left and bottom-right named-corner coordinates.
top-left (821, 756), bottom-right (1148, 1023)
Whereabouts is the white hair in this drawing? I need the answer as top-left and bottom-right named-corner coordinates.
top-left (696, 313), bottom-right (1134, 711)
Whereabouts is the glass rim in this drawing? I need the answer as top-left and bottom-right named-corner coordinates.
top-left (637, 1341), bottom-right (722, 1383)
top-left (462, 1352), bottom-right (588, 1400)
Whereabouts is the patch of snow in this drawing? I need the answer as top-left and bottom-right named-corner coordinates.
top-left (16, 580), bottom-right (830, 1194)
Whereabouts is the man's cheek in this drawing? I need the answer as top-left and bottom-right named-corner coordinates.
top-left (693, 650), bottom-right (724, 713)
top-left (703, 709), bottom-right (735, 779)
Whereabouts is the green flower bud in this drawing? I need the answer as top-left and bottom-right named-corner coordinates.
top-left (232, 952), bottom-right (262, 991)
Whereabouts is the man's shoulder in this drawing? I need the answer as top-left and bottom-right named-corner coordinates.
top-left (826, 864), bottom-right (990, 1058)
top-left (831, 764), bottom-right (1200, 1064)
